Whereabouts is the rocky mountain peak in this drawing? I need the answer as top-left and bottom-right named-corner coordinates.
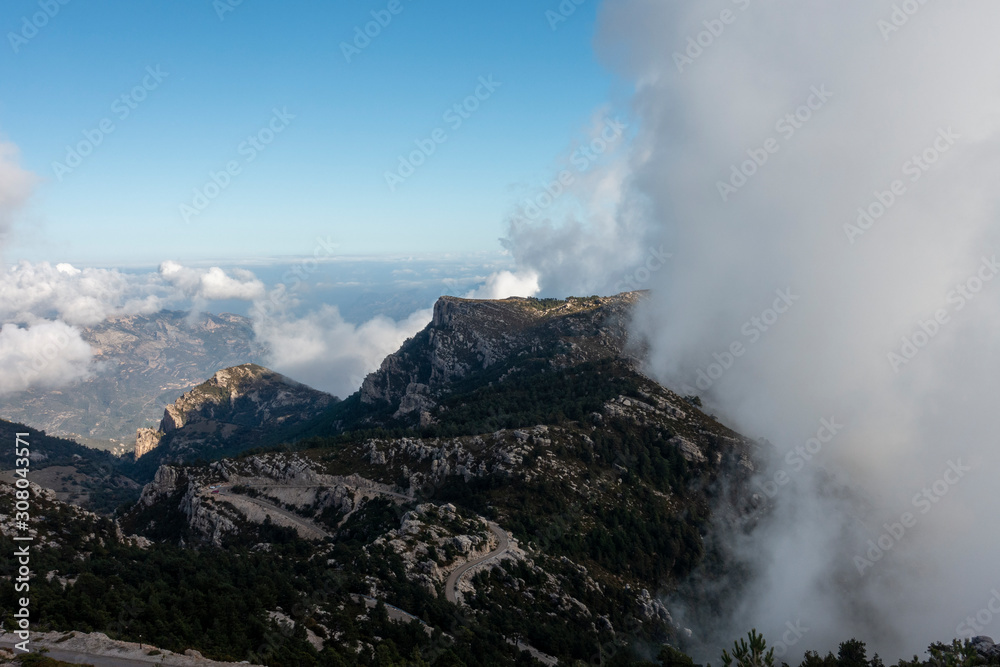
top-left (132, 363), bottom-right (335, 461)
top-left (360, 292), bottom-right (647, 421)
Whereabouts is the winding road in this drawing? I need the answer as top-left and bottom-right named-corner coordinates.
top-left (212, 487), bottom-right (554, 664)
top-left (440, 525), bottom-right (560, 665)
top-left (228, 479), bottom-right (414, 530)
top-left (216, 487), bottom-right (331, 540)
top-left (444, 522), bottom-right (509, 603)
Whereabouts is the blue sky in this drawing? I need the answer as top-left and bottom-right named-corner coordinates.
top-left (0, 0), bottom-right (620, 267)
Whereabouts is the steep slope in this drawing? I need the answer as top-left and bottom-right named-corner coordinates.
top-left (12, 293), bottom-right (999, 666)
top-left (298, 293), bottom-right (645, 438)
top-left (361, 293), bottom-right (642, 421)
top-left (0, 478), bottom-right (318, 664)
top-left (128, 364), bottom-right (337, 479)
top-left (128, 293), bottom-right (765, 663)
top-left (0, 311), bottom-right (265, 452)
top-left (0, 419), bottom-right (139, 513)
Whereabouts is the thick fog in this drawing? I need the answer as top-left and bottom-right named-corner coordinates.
top-left (591, 0), bottom-right (1000, 660)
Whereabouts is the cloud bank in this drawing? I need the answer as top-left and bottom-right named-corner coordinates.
top-left (252, 304), bottom-right (432, 399)
top-left (573, 0), bottom-right (1000, 660)
top-left (0, 260), bottom-right (432, 400)
top-left (0, 320), bottom-right (93, 395)
top-left (0, 262), bottom-right (268, 395)
top-left (472, 108), bottom-right (657, 298)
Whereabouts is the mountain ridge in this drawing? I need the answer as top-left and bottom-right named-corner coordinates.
top-left (360, 293), bottom-right (644, 423)
top-left (129, 363), bottom-right (337, 476)
top-left (0, 310), bottom-right (265, 451)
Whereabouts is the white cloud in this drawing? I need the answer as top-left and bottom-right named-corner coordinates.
top-left (0, 320), bottom-right (93, 395)
top-left (159, 261), bottom-right (265, 302)
top-left (0, 262), bottom-right (164, 326)
top-left (589, 0), bottom-right (1000, 659)
top-left (464, 270), bottom-right (540, 299)
top-left (0, 262), bottom-right (273, 396)
top-left (0, 259), bottom-right (435, 403)
top-left (468, 109), bottom-right (651, 299)
top-left (0, 260), bottom-right (269, 329)
top-left (252, 304), bottom-right (432, 398)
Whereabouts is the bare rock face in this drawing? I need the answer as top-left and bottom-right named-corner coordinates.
top-left (162, 364), bottom-right (333, 430)
top-left (132, 363), bottom-right (336, 465)
top-left (360, 292), bottom-right (646, 419)
top-left (393, 382), bottom-right (434, 423)
top-left (138, 465), bottom-right (182, 507)
top-left (670, 436), bottom-right (707, 464)
top-left (134, 428), bottom-right (164, 458)
top-left (972, 637), bottom-right (1000, 661)
top-left (0, 630), bottom-right (263, 666)
top-left (162, 404), bottom-right (186, 432)
top-left (133, 454), bottom-right (396, 546)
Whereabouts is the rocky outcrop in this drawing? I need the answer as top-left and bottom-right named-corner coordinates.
top-left (132, 363), bottom-right (336, 465)
top-left (360, 292), bottom-right (646, 418)
top-left (162, 403), bottom-right (187, 432)
top-left (0, 630), bottom-right (264, 666)
top-left (138, 464), bottom-right (183, 507)
top-left (971, 637), bottom-right (1000, 661)
top-left (136, 465), bottom-right (239, 546)
top-left (134, 427), bottom-right (164, 458)
top-left (159, 364), bottom-right (334, 432)
top-left (134, 454), bottom-right (411, 546)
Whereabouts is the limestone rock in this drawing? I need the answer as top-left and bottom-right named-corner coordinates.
top-left (134, 428), bottom-right (164, 458)
top-left (360, 292), bottom-right (646, 421)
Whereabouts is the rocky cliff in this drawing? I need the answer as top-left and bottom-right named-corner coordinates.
top-left (359, 292), bottom-right (644, 425)
top-left (130, 363), bottom-right (336, 467)
top-left (31, 292), bottom-right (776, 664)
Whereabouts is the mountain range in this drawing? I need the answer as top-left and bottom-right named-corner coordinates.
top-left (0, 294), bottom-right (988, 667)
top-left (0, 311), bottom-right (265, 453)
